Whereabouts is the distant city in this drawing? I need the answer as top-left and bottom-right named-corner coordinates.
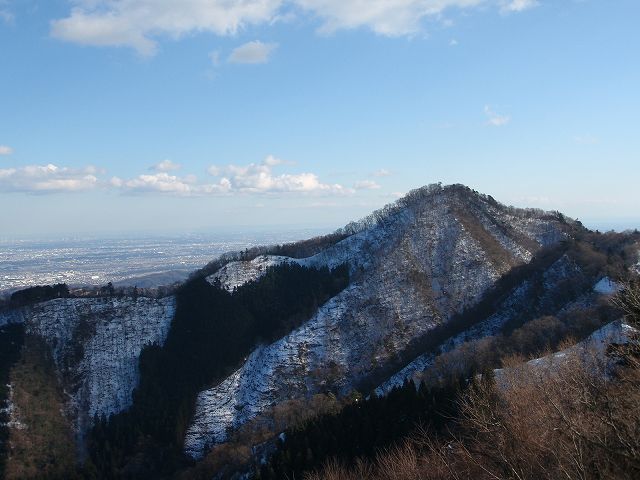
top-left (0, 229), bottom-right (329, 293)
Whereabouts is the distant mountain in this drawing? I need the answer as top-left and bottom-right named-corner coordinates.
top-left (1, 183), bottom-right (638, 479)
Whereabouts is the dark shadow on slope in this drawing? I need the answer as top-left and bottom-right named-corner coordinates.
top-left (0, 324), bottom-right (25, 478)
top-left (85, 262), bottom-right (349, 479)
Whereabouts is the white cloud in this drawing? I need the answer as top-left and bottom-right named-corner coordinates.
top-left (0, 0), bottom-right (13, 24)
top-left (0, 163), bottom-right (99, 193)
top-left (500, 0), bottom-right (539, 14)
top-left (207, 165), bottom-right (222, 177)
top-left (295, 0), bottom-right (485, 36)
top-left (51, 1), bottom-right (537, 54)
top-left (208, 155), bottom-right (352, 195)
top-left (111, 172), bottom-right (208, 195)
top-left (0, 10), bottom-right (13, 24)
top-left (0, 156), bottom-right (353, 197)
top-left (372, 168), bottom-right (392, 177)
top-left (151, 159), bottom-right (181, 172)
top-left (228, 40), bottom-right (278, 64)
top-left (110, 155), bottom-right (350, 196)
top-left (449, 38), bottom-right (458, 46)
top-left (262, 154), bottom-right (295, 166)
top-left (51, 0), bottom-right (283, 56)
top-left (0, 145), bottom-right (13, 155)
top-left (484, 105), bottom-right (510, 127)
top-left (354, 180), bottom-right (381, 190)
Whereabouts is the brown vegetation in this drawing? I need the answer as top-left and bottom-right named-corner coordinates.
top-left (453, 207), bottom-right (519, 270)
top-left (307, 283), bottom-right (640, 480)
top-left (308, 349), bottom-right (640, 480)
top-left (179, 393), bottom-right (342, 479)
top-left (4, 335), bottom-right (75, 480)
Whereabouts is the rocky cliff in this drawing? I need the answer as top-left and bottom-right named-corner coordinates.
top-left (0, 296), bottom-right (175, 443)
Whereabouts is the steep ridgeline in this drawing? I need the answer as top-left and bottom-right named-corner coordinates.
top-left (184, 184), bottom-right (574, 458)
top-left (0, 296), bottom-right (176, 446)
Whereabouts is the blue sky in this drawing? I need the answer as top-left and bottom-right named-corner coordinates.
top-left (1, 0), bottom-right (638, 237)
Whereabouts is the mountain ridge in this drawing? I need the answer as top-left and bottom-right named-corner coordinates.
top-left (182, 183), bottom-right (577, 457)
top-left (2, 183), bottom-right (637, 479)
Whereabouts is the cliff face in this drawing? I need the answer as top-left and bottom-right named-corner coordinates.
top-left (0, 296), bottom-right (175, 442)
top-left (184, 185), bottom-right (572, 457)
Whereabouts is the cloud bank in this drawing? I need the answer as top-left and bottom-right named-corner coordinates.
top-left (205, 156), bottom-right (351, 195)
top-left (0, 164), bottom-right (99, 193)
top-left (51, 0), bottom-right (538, 55)
top-left (0, 156), bottom-right (355, 196)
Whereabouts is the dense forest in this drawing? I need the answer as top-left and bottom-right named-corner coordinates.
top-left (0, 324), bottom-right (25, 476)
top-left (258, 377), bottom-right (463, 479)
top-left (6, 284), bottom-right (70, 308)
top-left (84, 262), bottom-right (349, 479)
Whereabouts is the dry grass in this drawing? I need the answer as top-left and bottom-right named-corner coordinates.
top-left (307, 341), bottom-right (640, 480)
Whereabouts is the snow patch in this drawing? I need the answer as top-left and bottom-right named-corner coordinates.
top-left (207, 255), bottom-right (295, 291)
top-left (494, 320), bottom-right (635, 383)
top-left (593, 277), bottom-right (621, 295)
top-left (0, 384), bottom-right (25, 430)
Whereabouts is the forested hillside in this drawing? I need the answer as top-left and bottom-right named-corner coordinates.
top-left (86, 263), bottom-right (349, 478)
top-left (0, 325), bottom-right (24, 476)
top-left (0, 185), bottom-right (637, 480)
top-left (178, 230), bottom-right (639, 480)
top-left (260, 281), bottom-right (640, 480)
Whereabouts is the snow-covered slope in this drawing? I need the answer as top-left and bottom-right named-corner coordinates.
top-left (184, 184), bottom-right (572, 458)
top-left (375, 261), bottom-right (615, 394)
top-left (493, 320), bottom-right (635, 385)
top-left (207, 255), bottom-right (294, 291)
top-left (0, 184), bottom-right (578, 460)
top-left (0, 296), bottom-right (175, 441)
